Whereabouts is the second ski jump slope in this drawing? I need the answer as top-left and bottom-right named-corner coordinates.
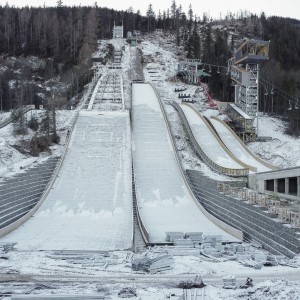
top-left (180, 103), bottom-right (250, 175)
top-left (178, 103), bottom-right (276, 174)
top-left (1, 111), bottom-right (133, 251)
top-left (132, 83), bottom-right (241, 243)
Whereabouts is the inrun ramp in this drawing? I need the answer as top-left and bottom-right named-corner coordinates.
top-left (132, 83), bottom-right (239, 243)
top-left (1, 111), bottom-right (132, 251)
top-left (209, 117), bottom-right (273, 172)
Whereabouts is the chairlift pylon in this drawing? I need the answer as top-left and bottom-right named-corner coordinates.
top-left (271, 87), bottom-right (275, 95)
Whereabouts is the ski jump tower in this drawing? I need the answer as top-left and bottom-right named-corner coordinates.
top-left (229, 39), bottom-right (270, 116)
top-left (113, 22), bottom-right (124, 39)
top-left (228, 39), bottom-right (270, 141)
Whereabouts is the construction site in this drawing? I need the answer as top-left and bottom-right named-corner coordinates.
top-left (0, 26), bottom-right (299, 300)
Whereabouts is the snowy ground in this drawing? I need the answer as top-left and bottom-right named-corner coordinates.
top-left (249, 115), bottom-right (300, 168)
top-left (1, 279), bottom-right (300, 300)
top-left (0, 35), bottom-right (300, 299)
top-left (0, 111), bottom-right (10, 123)
top-left (0, 109), bottom-right (76, 178)
top-left (0, 246), bottom-right (300, 299)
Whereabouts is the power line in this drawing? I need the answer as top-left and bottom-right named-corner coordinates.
top-left (260, 77), bottom-right (298, 104)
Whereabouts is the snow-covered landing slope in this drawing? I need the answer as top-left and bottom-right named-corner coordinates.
top-left (1, 111), bottom-right (133, 251)
top-left (209, 118), bottom-right (274, 172)
top-left (132, 83), bottom-right (239, 243)
top-left (181, 104), bottom-right (246, 170)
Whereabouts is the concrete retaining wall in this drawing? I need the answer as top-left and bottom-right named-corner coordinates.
top-left (186, 169), bottom-right (300, 258)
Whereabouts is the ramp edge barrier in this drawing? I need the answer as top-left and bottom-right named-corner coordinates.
top-left (0, 111), bottom-right (79, 238)
top-left (172, 101), bottom-right (249, 178)
top-left (126, 114), bottom-right (135, 251)
top-left (78, 66), bottom-right (104, 110)
top-left (131, 164), bottom-right (148, 249)
top-left (130, 90), bottom-right (150, 245)
top-left (127, 115), bottom-right (134, 251)
top-left (182, 102), bottom-right (256, 172)
top-left (211, 116), bottom-right (278, 170)
top-left (148, 82), bottom-right (243, 241)
top-left (87, 73), bottom-right (104, 110)
top-left (131, 162), bottom-right (150, 245)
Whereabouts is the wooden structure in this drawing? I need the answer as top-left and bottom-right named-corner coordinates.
top-left (227, 103), bottom-right (256, 142)
top-left (234, 39), bottom-right (270, 65)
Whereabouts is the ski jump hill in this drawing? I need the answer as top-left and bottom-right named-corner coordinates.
top-left (0, 110), bottom-right (133, 251)
top-left (131, 82), bottom-right (241, 244)
top-left (174, 102), bottom-right (275, 177)
top-left (0, 82), bottom-right (242, 251)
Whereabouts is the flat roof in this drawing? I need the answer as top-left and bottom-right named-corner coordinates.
top-left (229, 103), bottom-right (253, 120)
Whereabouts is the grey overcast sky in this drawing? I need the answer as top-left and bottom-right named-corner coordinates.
top-left (1, 0), bottom-right (299, 20)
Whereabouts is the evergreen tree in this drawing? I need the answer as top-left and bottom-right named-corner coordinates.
top-left (202, 24), bottom-right (213, 63)
top-left (56, 0), bottom-right (63, 7)
top-left (188, 4), bottom-right (193, 34)
top-left (146, 4), bottom-right (155, 32)
top-left (186, 22), bottom-right (200, 59)
top-left (171, 0), bottom-right (177, 28)
top-left (157, 10), bottom-right (163, 29)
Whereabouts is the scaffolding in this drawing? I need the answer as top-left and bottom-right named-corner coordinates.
top-left (228, 39), bottom-right (270, 140)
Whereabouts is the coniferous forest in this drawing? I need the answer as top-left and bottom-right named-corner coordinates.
top-left (0, 1), bottom-right (299, 134)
